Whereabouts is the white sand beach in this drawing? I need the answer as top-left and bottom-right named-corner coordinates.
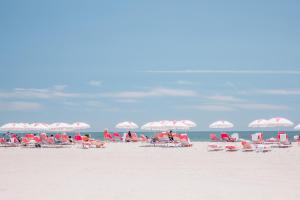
top-left (0, 142), bottom-right (299, 200)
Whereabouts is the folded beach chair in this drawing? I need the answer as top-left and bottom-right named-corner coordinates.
top-left (225, 144), bottom-right (239, 151)
top-left (220, 132), bottom-right (235, 142)
top-left (209, 133), bottom-right (219, 142)
top-left (241, 141), bottom-right (254, 152)
top-left (74, 133), bottom-right (83, 143)
top-left (104, 132), bottom-right (115, 142)
top-left (207, 143), bottom-right (223, 151)
top-left (251, 133), bottom-right (264, 144)
top-left (278, 133), bottom-right (292, 148)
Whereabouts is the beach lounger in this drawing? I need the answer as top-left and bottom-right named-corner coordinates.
top-left (209, 134), bottom-right (219, 142)
top-left (294, 135), bottom-right (300, 144)
top-left (0, 137), bottom-right (18, 147)
top-left (113, 132), bottom-right (122, 141)
top-left (241, 141), bottom-right (254, 152)
top-left (225, 144), bottom-right (239, 151)
top-left (255, 144), bottom-right (272, 152)
top-left (179, 134), bottom-right (192, 147)
top-left (207, 143), bottom-right (223, 151)
top-left (139, 134), bottom-right (149, 142)
top-left (231, 133), bottom-right (239, 142)
top-left (220, 132), bottom-right (235, 142)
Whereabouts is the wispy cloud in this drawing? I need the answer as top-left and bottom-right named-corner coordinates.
top-left (0, 87), bottom-right (81, 99)
top-left (255, 89), bottom-right (300, 95)
top-left (145, 69), bottom-right (300, 75)
top-left (176, 80), bottom-right (194, 85)
top-left (206, 95), bottom-right (243, 102)
top-left (193, 104), bottom-right (235, 112)
top-left (88, 80), bottom-right (102, 87)
top-left (0, 101), bottom-right (43, 111)
top-left (103, 87), bottom-right (198, 98)
top-left (115, 99), bottom-right (139, 103)
top-left (235, 103), bottom-right (289, 110)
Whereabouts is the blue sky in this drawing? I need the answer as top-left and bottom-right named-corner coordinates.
top-left (0, 0), bottom-right (300, 130)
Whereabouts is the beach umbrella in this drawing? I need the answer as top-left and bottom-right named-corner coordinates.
top-left (141, 121), bottom-right (165, 131)
top-left (30, 123), bottom-right (49, 132)
top-left (48, 122), bottom-right (74, 132)
top-left (179, 120), bottom-right (197, 128)
top-left (116, 121), bottom-right (138, 129)
top-left (71, 122), bottom-right (90, 130)
top-left (248, 119), bottom-right (269, 128)
top-left (209, 120), bottom-right (234, 129)
top-left (0, 123), bottom-right (28, 132)
top-left (267, 117), bottom-right (294, 127)
top-left (294, 124), bottom-right (300, 130)
top-left (173, 121), bottom-right (190, 130)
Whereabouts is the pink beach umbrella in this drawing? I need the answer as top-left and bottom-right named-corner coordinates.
top-left (248, 119), bottom-right (269, 128)
top-left (71, 122), bottom-right (91, 130)
top-left (141, 121), bottom-right (164, 131)
top-left (115, 121), bottom-right (138, 130)
top-left (49, 122), bottom-right (74, 132)
top-left (0, 123), bottom-right (29, 132)
top-left (209, 120), bottom-right (234, 129)
top-left (267, 117), bottom-right (294, 128)
top-left (179, 120), bottom-right (197, 128)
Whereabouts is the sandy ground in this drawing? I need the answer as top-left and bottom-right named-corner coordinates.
top-left (0, 142), bottom-right (299, 200)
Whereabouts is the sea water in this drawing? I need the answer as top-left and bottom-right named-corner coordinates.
top-left (3, 131), bottom-right (299, 141)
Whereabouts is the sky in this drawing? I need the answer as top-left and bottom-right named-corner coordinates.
top-left (0, 0), bottom-right (300, 131)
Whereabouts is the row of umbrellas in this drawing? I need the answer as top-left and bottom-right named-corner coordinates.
top-left (117, 117), bottom-right (300, 131)
top-left (0, 122), bottom-right (90, 132)
top-left (1, 117), bottom-right (299, 132)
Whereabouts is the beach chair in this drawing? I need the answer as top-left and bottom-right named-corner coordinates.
top-left (220, 132), bottom-right (235, 142)
top-left (209, 133), bottom-right (219, 142)
top-left (225, 144), bottom-right (239, 151)
top-left (265, 137), bottom-right (278, 144)
top-left (294, 135), bottom-right (300, 144)
top-left (74, 133), bottom-right (83, 143)
top-left (256, 144), bottom-right (272, 152)
top-left (179, 134), bottom-right (192, 147)
top-left (104, 132), bottom-right (115, 142)
top-left (207, 143), bottom-right (223, 151)
top-left (113, 132), bottom-right (122, 141)
top-left (241, 141), bottom-right (254, 152)
top-left (139, 134), bottom-right (149, 142)
top-left (251, 133), bottom-right (264, 144)
top-left (0, 137), bottom-right (18, 147)
top-left (231, 133), bottom-right (239, 142)
top-left (278, 133), bottom-right (292, 148)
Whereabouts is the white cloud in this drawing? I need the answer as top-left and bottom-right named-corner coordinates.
top-left (0, 101), bottom-right (43, 111)
top-left (235, 103), bottom-right (289, 110)
top-left (193, 104), bottom-right (235, 111)
top-left (88, 80), bottom-right (102, 87)
top-left (145, 69), bottom-right (300, 75)
top-left (206, 95), bottom-right (243, 102)
top-left (115, 99), bottom-right (139, 103)
top-left (0, 87), bottom-right (81, 99)
top-left (255, 89), bottom-right (300, 95)
top-left (103, 87), bottom-right (198, 98)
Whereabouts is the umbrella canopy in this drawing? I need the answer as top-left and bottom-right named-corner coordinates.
top-left (48, 122), bottom-right (74, 132)
top-left (141, 121), bottom-right (165, 131)
top-left (179, 120), bottom-right (197, 128)
top-left (294, 124), bottom-right (300, 130)
top-left (0, 123), bottom-right (29, 132)
top-left (30, 123), bottom-right (49, 132)
top-left (72, 122), bottom-right (90, 130)
top-left (248, 119), bottom-right (269, 128)
top-left (267, 117), bottom-right (294, 127)
top-left (209, 120), bottom-right (234, 129)
top-left (116, 121), bottom-right (138, 129)
top-left (173, 121), bottom-right (190, 130)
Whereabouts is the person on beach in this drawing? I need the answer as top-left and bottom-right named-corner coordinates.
top-left (126, 131), bottom-right (132, 142)
top-left (168, 130), bottom-right (174, 142)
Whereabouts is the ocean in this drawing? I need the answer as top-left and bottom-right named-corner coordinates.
top-left (3, 131), bottom-right (299, 141)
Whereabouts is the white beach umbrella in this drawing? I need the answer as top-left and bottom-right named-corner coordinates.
top-left (141, 121), bottom-right (165, 131)
top-left (72, 122), bottom-right (91, 130)
top-left (209, 120), bottom-right (234, 129)
top-left (294, 124), bottom-right (300, 130)
top-left (173, 121), bottom-right (190, 130)
top-left (30, 123), bottom-right (49, 132)
top-left (267, 117), bottom-right (294, 127)
top-left (248, 119), bottom-right (269, 128)
top-left (116, 121), bottom-right (138, 130)
top-left (48, 122), bottom-right (74, 132)
top-left (159, 120), bottom-right (175, 130)
top-left (179, 120), bottom-right (197, 128)
top-left (0, 123), bottom-right (27, 132)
